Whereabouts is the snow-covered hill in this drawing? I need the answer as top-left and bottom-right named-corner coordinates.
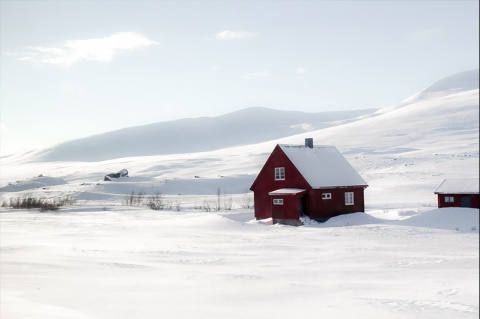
top-left (35, 107), bottom-right (376, 162)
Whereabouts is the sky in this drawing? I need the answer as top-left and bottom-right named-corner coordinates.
top-left (0, 0), bottom-right (479, 155)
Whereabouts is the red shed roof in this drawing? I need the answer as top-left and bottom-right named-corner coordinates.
top-left (434, 178), bottom-right (479, 194)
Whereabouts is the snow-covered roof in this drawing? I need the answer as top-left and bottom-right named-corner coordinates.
top-left (268, 188), bottom-right (307, 195)
top-left (434, 178), bottom-right (479, 194)
top-left (279, 144), bottom-right (367, 188)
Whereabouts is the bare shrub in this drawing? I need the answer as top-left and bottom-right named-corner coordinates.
top-left (148, 191), bottom-right (164, 210)
top-left (123, 190), bottom-right (146, 206)
top-left (203, 199), bottom-right (212, 212)
top-left (135, 190), bottom-right (146, 206)
top-left (174, 200), bottom-right (181, 211)
top-left (214, 187), bottom-right (222, 211)
top-left (57, 195), bottom-right (77, 206)
top-left (123, 191), bottom-right (135, 206)
top-left (239, 193), bottom-right (253, 209)
top-left (223, 195), bottom-right (233, 210)
top-left (6, 195), bottom-right (76, 211)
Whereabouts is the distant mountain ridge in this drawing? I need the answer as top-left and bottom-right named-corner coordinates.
top-left (36, 69), bottom-right (478, 162)
top-left (37, 108), bottom-right (376, 162)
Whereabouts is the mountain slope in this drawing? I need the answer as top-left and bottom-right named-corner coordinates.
top-left (1, 70), bottom-right (478, 210)
top-left (270, 70), bottom-right (479, 208)
top-left (386, 69), bottom-right (479, 110)
top-left (37, 107), bottom-right (376, 162)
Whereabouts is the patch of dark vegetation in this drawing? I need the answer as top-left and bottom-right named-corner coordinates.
top-left (1, 196), bottom-right (77, 211)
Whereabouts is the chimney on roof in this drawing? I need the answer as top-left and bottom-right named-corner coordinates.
top-left (305, 138), bottom-right (313, 148)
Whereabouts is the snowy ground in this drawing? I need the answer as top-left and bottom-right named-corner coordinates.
top-left (0, 207), bottom-right (478, 319)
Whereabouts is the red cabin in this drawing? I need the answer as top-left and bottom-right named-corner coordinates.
top-left (250, 138), bottom-right (368, 225)
top-left (434, 178), bottom-right (480, 209)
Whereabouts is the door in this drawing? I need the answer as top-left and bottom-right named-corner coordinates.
top-left (461, 196), bottom-right (472, 208)
top-left (301, 195), bottom-right (310, 217)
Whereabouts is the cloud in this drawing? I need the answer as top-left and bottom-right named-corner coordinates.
top-left (215, 30), bottom-right (257, 40)
top-left (15, 32), bottom-right (157, 67)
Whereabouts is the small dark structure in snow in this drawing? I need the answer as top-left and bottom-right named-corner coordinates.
top-left (434, 178), bottom-right (479, 209)
top-left (104, 169), bottom-right (129, 181)
top-left (250, 138), bottom-right (368, 225)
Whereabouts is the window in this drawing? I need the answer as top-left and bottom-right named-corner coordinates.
top-left (322, 193), bottom-right (332, 200)
top-left (275, 167), bottom-right (285, 180)
top-left (445, 196), bottom-right (454, 203)
top-left (273, 199), bottom-right (283, 205)
top-left (345, 192), bottom-right (354, 205)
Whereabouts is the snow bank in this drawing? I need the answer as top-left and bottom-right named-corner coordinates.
top-left (396, 208), bottom-right (479, 232)
top-left (308, 212), bottom-right (388, 227)
top-left (301, 208), bottom-right (479, 233)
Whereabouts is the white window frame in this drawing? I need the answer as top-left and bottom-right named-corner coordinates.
top-left (275, 167), bottom-right (285, 181)
top-left (345, 192), bottom-right (354, 206)
top-left (273, 198), bottom-right (284, 205)
top-left (322, 193), bottom-right (332, 200)
top-left (445, 196), bottom-right (454, 203)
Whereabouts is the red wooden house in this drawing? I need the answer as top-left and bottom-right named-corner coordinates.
top-left (250, 138), bottom-right (368, 225)
top-left (434, 178), bottom-right (479, 209)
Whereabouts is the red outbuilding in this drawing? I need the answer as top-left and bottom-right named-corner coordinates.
top-left (434, 178), bottom-right (480, 209)
top-left (250, 138), bottom-right (368, 225)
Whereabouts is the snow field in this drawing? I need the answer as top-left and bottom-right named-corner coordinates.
top-left (0, 208), bottom-right (478, 319)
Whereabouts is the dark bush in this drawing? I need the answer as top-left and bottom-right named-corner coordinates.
top-left (4, 195), bottom-right (76, 211)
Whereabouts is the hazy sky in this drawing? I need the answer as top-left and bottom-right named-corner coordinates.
top-left (1, 0), bottom-right (479, 155)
